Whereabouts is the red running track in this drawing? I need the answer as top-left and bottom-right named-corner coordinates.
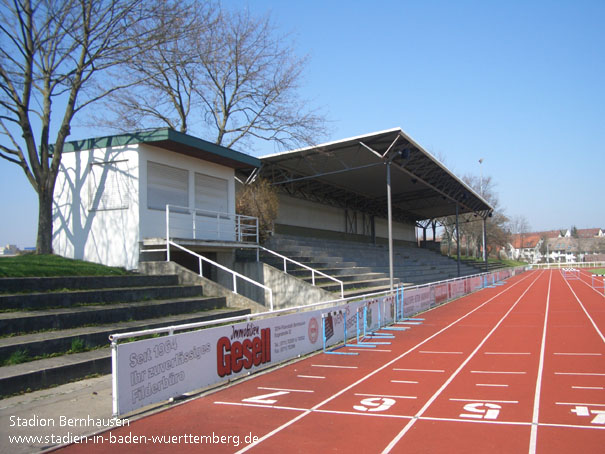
top-left (55, 269), bottom-right (604, 453)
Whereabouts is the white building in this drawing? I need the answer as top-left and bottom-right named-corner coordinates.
top-left (53, 128), bottom-right (260, 270)
top-left (0, 244), bottom-right (19, 256)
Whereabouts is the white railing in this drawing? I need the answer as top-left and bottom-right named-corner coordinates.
top-left (530, 261), bottom-right (605, 270)
top-left (259, 246), bottom-right (345, 299)
top-left (165, 205), bottom-right (258, 244)
top-left (168, 241), bottom-right (273, 311)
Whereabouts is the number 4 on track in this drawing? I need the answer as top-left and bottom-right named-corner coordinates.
top-left (242, 391), bottom-right (289, 405)
top-left (571, 406), bottom-right (605, 424)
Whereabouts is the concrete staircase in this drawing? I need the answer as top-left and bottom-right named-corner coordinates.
top-left (0, 275), bottom-right (250, 396)
top-left (262, 234), bottom-right (478, 297)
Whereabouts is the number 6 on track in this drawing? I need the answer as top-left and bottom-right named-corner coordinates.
top-left (354, 397), bottom-right (396, 412)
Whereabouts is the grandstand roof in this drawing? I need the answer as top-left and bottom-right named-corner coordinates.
top-left (258, 128), bottom-right (493, 223)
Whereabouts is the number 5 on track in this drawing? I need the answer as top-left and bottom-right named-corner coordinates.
top-left (460, 402), bottom-right (501, 420)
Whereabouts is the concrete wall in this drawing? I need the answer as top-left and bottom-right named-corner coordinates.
top-left (53, 145), bottom-right (140, 269)
top-left (139, 261), bottom-right (265, 313)
top-left (53, 142), bottom-right (239, 270)
top-left (275, 194), bottom-right (416, 242)
top-left (138, 144), bottom-right (236, 241)
top-left (233, 260), bottom-right (335, 310)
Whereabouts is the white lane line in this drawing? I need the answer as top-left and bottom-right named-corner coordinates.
top-left (529, 270), bottom-right (552, 454)
top-left (471, 370), bottom-right (527, 374)
top-left (556, 402), bottom-right (605, 407)
top-left (554, 352), bottom-right (602, 356)
top-left (381, 270), bottom-right (544, 454)
top-left (391, 380), bottom-right (419, 384)
top-left (476, 383), bottom-right (509, 387)
top-left (485, 352), bottom-right (531, 355)
top-left (235, 271), bottom-right (536, 454)
top-left (215, 401), bottom-right (306, 411)
top-left (297, 375), bottom-right (325, 379)
top-left (258, 387), bottom-right (314, 393)
top-left (311, 364), bottom-right (358, 369)
top-left (419, 351), bottom-right (463, 354)
top-left (394, 368), bottom-right (444, 373)
top-left (216, 401), bottom-right (605, 430)
top-left (355, 393), bottom-right (417, 400)
top-left (572, 386), bottom-right (603, 390)
top-left (555, 372), bottom-right (605, 376)
top-left (449, 398), bottom-right (519, 404)
top-left (561, 272), bottom-right (605, 343)
top-left (348, 348), bottom-right (392, 352)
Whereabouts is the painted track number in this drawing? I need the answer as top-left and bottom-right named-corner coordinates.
top-left (460, 402), bottom-right (501, 420)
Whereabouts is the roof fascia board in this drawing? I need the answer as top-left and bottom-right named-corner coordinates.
top-left (61, 128), bottom-right (260, 169)
top-left (395, 129), bottom-right (493, 211)
top-left (259, 127), bottom-right (402, 161)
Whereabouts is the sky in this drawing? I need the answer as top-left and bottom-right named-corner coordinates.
top-left (1, 0), bottom-right (604, 248)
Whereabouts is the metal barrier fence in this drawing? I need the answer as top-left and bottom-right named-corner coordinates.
top-left (530, 261), bottom-right (605, 270)
top-left (109, 265), bottom-right (528, 416)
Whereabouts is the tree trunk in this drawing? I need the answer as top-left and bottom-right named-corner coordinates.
top-left (36, 186), bottom-right (54, 254)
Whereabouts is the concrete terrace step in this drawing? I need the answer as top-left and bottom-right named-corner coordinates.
top-left (0, 348), bottom-right (112, 396)
top-left (0, 308), bottom-right (250, 363)
top-left (0, 296), bottom-right (226, 336)
top-left (0, 274), bottom-right (179, 293)
top-left (342, 284), bottom-right (403, 298)
top-left (307, 272), bottom-right (388, 285)
top-left (287, 266), bottom-right (376, 278)
top-left (318, 277), bottom-right (398, 293)
top-left (0, 285), bottom-right (204, 310)
top-left (0, 304), bottom-right (251, 396)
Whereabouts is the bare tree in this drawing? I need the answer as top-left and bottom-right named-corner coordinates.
top-left (92, 1), bottom-right (217, 133)
top-left (509, 214), bottom-right (531, 259)
top-left (98, 6), bottom-right (328, 151)
top-left (0, 0), bottom-right (183, 254)
top-left (438, 174), bottom-right (510, 260)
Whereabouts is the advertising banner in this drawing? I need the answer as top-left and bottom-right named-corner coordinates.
top-left (114, 296), bottom-right (392, 416)
top-left (434, 282), bottom-right (448, 305)
top-left (403, 287), bottom-right (432, 315)
top-left (448, 280), bottom-right (465, 300)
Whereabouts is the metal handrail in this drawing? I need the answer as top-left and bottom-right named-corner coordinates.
top-left (165, 204), bottom-right (259, 244)
top-left (168, 241), bottom-right (273, 311)
top-left (259, 246), bottom-right (345, 298)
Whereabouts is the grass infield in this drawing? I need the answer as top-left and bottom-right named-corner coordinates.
top-left (0, 254), bottom-right (129, 277)
top-left (589, 268), bottom-right (605, 275)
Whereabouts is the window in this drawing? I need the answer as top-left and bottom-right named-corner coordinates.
top-left (195, 172), bottom-right (228, 213)
top-left (147, 161), bottom-right (188, 210)
top-left (88, 160), bottom-right (130, 211)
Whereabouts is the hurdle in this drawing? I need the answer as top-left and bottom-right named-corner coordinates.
top-left (492, 272), bottom-right (505, 286)
top-left (483, 274), bottom-right (495, 288)
top-left (356, 304), bottom-right (394, 345)
top-left (562, 267), bottom-right (581, 280)
top-left (393, 285), bottom-right (424, 325)
top-left (321, 310), bottom-right (359, 355)
top-left (591, 274), bottom-right (605, 295)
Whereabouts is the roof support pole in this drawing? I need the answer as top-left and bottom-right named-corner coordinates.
top-left (456, 203), bottom-right (461, 277)
top-left (483, 216), bottom-right (488, 272)
top-left (386, 161), bottom-right (394, 291)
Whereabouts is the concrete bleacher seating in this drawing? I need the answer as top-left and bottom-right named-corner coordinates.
top-left (262, 234), bottom-right (478, 297)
